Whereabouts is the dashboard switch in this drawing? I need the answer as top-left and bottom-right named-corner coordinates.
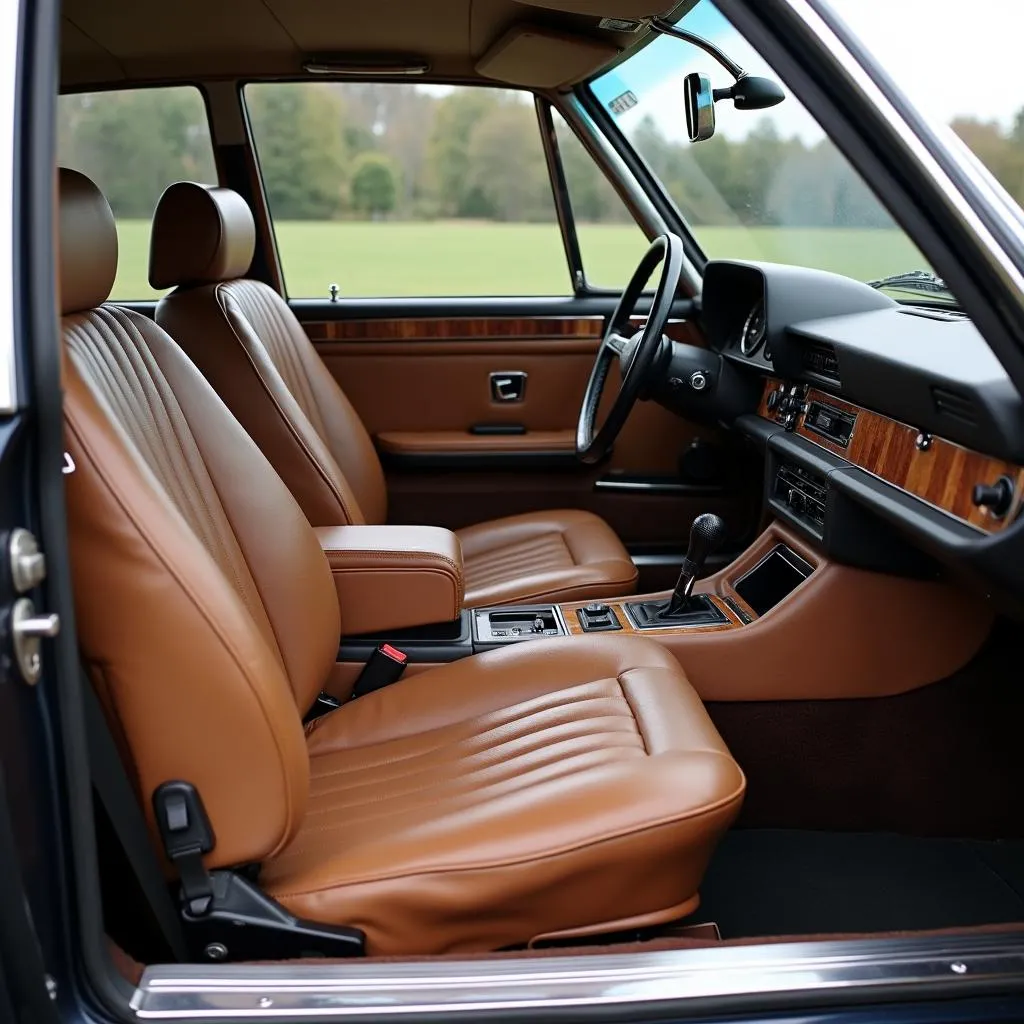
top-left (972, 476), bottom-right (1014, 518)
top-left (577, 604), bottom-right (622, 632)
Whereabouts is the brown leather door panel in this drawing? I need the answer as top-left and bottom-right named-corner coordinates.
top-left (302, 315), bottom-right (755, 552)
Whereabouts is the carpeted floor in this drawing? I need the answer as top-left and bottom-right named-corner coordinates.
top-left (693, 829), bottom-right (1024, 939)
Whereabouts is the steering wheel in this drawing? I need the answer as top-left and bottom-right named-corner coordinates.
top-left (576, 233), bottom-right (685, 464)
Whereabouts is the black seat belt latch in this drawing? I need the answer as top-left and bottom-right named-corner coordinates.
top-left (153, 781), bottom-right (216, 916)
top-left (352, 643), bottom-right (408, 698)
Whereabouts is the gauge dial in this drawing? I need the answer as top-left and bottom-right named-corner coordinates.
top-left (740, 299), bottom-right (766, 356)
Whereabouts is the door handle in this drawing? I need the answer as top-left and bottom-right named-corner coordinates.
top-left (490, 371), bottom-right (527, 403)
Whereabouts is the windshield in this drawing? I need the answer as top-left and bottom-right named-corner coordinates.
top-left (588, 0), bottom-right (949, 302)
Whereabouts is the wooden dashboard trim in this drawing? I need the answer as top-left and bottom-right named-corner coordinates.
top-left (761, 379), bottom-right (1024, 533)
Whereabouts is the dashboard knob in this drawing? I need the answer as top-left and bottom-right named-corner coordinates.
top-left (766, 388), bottom-right (783, 412)
top-left (787, 488), bottom-right (806, 513)
top-left (972, 476), bottom-right (1014, 518)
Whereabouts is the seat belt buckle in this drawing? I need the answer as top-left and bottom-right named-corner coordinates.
top-left (153, 781), bottom-right (216, 916)
top-left (352, 643), bottom-right (408, 698)
top-left (303, 691), bottom-right (343, 724)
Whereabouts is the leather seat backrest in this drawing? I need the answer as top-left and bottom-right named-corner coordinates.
top-left (150, 182), bottom-right (387, 528)
top-left (59, 168), bottom-right (341, 868)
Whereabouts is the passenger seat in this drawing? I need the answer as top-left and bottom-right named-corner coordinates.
top-left (148, 182), bottom-right (639, 608)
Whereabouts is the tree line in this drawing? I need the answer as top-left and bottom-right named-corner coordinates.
top-left (58, 82), bottom-right (1024, 227)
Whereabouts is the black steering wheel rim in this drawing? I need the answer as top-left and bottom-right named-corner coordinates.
top-left (576, 233), bottom-right (685, 465)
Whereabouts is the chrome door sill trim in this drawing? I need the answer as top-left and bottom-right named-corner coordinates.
top-left (131, 931), bottom-right (1024, 1019)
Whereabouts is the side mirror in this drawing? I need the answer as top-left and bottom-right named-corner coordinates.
top-left (683, 72), bottom-right (716, 142)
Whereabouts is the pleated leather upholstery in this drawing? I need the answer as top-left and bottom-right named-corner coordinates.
top-left (64, 167), bottom-right (745, 956)
top-left (458, 510), bottom-right (639, 607)
top-left (262, 636), bottom-right (746, 955)
top-left (157, 276), bottom-right (386, 528)
top-left (152, 184), bottom-right (639, 607)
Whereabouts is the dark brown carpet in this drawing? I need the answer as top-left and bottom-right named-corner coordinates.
top-left (706, 618), bottom-right (1024, 838)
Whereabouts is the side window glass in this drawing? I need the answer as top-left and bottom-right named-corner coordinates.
top-left (244, 83), bottom-right (572, 298)
top-left (552, 110), bottom-right (650, 288)
top-left (57, 87), bottom-right (217, 300)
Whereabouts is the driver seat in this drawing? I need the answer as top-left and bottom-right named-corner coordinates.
top-left (150, 183), bottom-right (638, 608)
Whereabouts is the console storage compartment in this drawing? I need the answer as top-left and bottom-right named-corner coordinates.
top-left (315, 525), bottom-right (464, 636)
top-left (733, 544), bottom-right (813, 617)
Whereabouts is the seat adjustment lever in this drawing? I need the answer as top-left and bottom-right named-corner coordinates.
top-left (154, 781), bottom-right (366, 961)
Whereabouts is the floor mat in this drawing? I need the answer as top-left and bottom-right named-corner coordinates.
top-left (693, 830), bottom-right (1024, 939)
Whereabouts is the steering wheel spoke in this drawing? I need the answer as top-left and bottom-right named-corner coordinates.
top-left (576, 235), bottom-right (685, 465)
top-left (604, 330), bottom-right (631, 357)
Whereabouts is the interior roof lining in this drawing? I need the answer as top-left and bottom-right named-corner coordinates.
top-left (58, 0), bottom-right (672, 89)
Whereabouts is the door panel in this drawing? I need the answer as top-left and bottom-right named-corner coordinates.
top-left (296, 301), bottom-right (758, 555)
top-left (305, 313), bottom-right (707, 473)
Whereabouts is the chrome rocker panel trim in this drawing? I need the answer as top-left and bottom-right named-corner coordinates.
top-left (132, 931), bottom-right (1024, 1019)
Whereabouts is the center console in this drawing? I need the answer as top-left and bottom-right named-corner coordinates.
top-left (323, 513), bottom-right (991, 709)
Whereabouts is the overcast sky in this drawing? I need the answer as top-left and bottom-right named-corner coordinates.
top-left (593, 0), bottom-right (1015, 144)
top-left (829, 0), bottom-right (1019, 130)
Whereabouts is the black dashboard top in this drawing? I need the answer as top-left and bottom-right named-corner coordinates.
top-left (700, 259), bottom-right (1024, 463)
top-left (694, 259), bottom-right (1024, 614)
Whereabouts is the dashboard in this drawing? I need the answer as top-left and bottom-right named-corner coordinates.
top-left (689, 259), bottom-right (1024, 609)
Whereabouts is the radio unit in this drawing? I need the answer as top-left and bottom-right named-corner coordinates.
top-left (774, 462), bottom-right (827, 529)
top-left (803, 400), bottom-right (856, 448)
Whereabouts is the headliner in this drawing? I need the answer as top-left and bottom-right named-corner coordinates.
top-left (61, 0), bottom-right (681, 90)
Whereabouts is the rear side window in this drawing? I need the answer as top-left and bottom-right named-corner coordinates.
top-left (244, 82), bottom-right (573, 298)
top-left (58, 86), bottom-right (217, 300)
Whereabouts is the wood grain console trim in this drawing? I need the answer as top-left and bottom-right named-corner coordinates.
top-left (304, 317), bottom-right (699, 345)
top-left (561, 593), bottom-right (743, 636)
top-left (761, 380), bottom-right (1024, 533)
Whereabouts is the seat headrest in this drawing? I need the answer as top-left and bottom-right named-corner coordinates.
top-left (59, 168), bottom-right (118, 315)
top-left (149, 182), bottom-right (256, 290)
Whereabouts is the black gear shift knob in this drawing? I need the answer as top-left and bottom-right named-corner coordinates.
top-left (685, 512), bottom-right (727, 568)
top-left (665, 513), bottom-right (727, 616)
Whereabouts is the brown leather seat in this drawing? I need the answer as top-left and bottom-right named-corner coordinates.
top-left (148, 182), bottom-right (638, 607)
top-left (60, 168), bottom-right (744, 955)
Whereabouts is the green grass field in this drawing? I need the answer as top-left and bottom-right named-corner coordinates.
top-left (109, 219), bottom-right (927, 301)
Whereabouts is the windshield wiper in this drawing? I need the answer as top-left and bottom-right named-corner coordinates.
top-left (867, 269), bottom-right (951, 296)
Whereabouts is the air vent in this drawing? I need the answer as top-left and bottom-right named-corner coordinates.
top-left (932, 386), bottom-right (979, 427)
top-left (800, 341), bottom-right (841, 383)
top-left (899, 307), bottom-right (969, 322)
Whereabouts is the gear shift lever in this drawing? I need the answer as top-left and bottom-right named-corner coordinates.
top-left (663, 513), bottom-right (727, 618)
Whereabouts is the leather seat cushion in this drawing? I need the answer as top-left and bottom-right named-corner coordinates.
top-left (456, 510), bottom-right (638, 607)
top-left (261, 635), bottom-right (745, 955)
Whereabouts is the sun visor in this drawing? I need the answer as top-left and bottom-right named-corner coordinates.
top-left (476, 25), bottom-right (618, 87)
